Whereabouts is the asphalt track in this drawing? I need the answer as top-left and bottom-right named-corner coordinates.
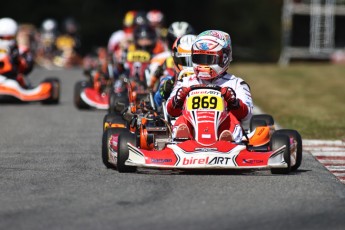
top-left (1, 68), bottom-right (345, 230)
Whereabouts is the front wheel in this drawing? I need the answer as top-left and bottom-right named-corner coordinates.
top-left (102, 127), bottom-right (128, 169)
top-left (274, 129), bottom-right (302, 171)
top-left (117, 131), bottom-right (137, 173)
top-left (41, 77), bottom-right (60, 104)
top-left (74, 81), bottom-right (91, 109)
top-left (270, 133), bottom-right (291, 174)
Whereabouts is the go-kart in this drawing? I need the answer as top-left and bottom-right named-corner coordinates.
top-left (74, 69), bottom-right (111, 110)
top-left (108, 50), bottom-right (152, 114)
top-left (74, 47), bottom-right (115, 110)
top-left (101, 89), bottom-right (162, 169)
top-left (102, 67), bottom-right (157, 133)
top-left (0, 53), bottom-right (60, 104)
top-left (101, 57), bottom-right (158, 168)
top-left (108, 85), bottom-right (302, 174)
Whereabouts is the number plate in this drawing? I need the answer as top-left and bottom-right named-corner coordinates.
top-left (186, 89), bottom-right (224, 111)
top-left (127, 51), bottom-right (151, 62)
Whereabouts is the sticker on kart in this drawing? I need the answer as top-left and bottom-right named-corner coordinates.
top-left (186, 92), bottom-right (224, 111)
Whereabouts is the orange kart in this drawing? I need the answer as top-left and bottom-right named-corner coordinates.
top-left (0, 54), bottom-right (60, 104)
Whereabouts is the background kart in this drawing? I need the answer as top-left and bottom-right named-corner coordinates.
top-left (74, 79), bottom-right (110, 110)
top-left (108, 50), bottom-right (152, 114)
top-left (105, 85), bottom-right (302, 174)
top-left (0, 75), bottom-right (60, 104)
top-left (74, 47), bottom-right (114, 110)
top-left (74, 63), bottom-right (112, 110)
top-left (0, 51), bottom-right (60, 104)
top-left (102, 91), bottom-right (166, 169)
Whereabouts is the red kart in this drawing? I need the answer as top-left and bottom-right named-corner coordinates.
top-left (74, 47), bottom-right (111, 110)
top-left (74, 70), bottom-right (111, 110)
top-left (74, 49), bottom-right (151, 111)
top-left (112, 85), bottom-right (302, 174)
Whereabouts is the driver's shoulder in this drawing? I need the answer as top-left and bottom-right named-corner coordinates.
top-left (219, 73), bottom-right (247, 86)
top-left (177, 73), bottom-right (198, 85)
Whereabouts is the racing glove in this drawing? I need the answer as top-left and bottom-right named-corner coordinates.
top-left (172, 87), bottom-right (191, 109)
top-left (154, 65), bottom-right (164, 78)
top-left (9, 48), bottom-right (20, 65)
top-left (159, 79), bottom-right (174, 100)
top-left (221, 87), bottom-right (240, 110)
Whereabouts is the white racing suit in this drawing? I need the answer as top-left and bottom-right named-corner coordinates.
top-left (166, 73), bottom-right (254, 142)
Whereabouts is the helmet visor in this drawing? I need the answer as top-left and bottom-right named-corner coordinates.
top-left (173, 55), bottom-right (192, 68)
top-left (0, 35), bottom-right (15, 40)
top-left (192, 54), bottom-right (220, 65)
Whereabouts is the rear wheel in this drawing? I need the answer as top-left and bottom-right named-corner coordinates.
top-left (41, 77), bottom-right (60, 104)
top-left (74, 81), bottom-right (90, 109)
top-left (270, 133), bottom-right (291, 174)
top-left (250, 114), bottom-right (274, 132)
top-left (103, 113), bottom-right (126, 132)
top-left (250, 119), bottom-right (267, 132)
top-left (274, 129), bottom-right (302, 171)
top-left (117, 131), bottom-right (137, 173)
top-left (101, 127), bottom-right (128, 169)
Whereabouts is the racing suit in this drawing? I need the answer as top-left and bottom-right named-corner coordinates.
top-left (1, 45), bottom-right (34, 88)
top-left (166, 72), bottom-right (253, 142)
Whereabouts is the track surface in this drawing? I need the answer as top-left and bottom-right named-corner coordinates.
top-left (1, 68), bottom-right (345, 230)
top-left (304, 140), bottom-right (345, 184)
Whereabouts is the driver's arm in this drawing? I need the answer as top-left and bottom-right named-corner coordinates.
top-left (232, 81), bottom-right (253, 123)
top-left (166, 79), bottom-right (184, 117)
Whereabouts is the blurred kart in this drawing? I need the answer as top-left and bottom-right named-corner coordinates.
top-left (0, 51), bottom-right (59, 104)
top-left (101, 50), bottom-right (155, 167)
top-left (74, 47), bottom-right (112, 110)
top-left (74, 69), bottom-right (111, 110)
top-left (108, 50), bottom-right (152, 114)
top-left (102, 89), bottom-right (160, 169)
top-left (104, 85), bottom-right (302, 174)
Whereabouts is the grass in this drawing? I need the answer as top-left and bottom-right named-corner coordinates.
top-left (229, 63), bottom-right (345, 140)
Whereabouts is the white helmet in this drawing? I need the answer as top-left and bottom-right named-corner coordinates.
top-left (167, 21), bottom-right (195, 50)
top-left (172, 34), bottom-right (197, 71)
top-left (0, 17), bottom-right (18, 48)
top-left (42, 19), bottom-right (57, 32)
top-left (192, 30), bottom-right (232, 80)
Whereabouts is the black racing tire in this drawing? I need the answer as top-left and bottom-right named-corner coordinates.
top-left (270, 133), bottom-right (291, 174)
top-left (74, 81), bottom-right (90, 109)
top-left (117, 131), bottom-right (137, 173)
top-left (108, 90), bottom-right (129, 114)
top-left (250, 114), bottom-right (274, 132)
top-left (250, 119), bottom-right (267, 132)
top-left (108, 90), bottom-right (116, 114)
top-left (102, 113), bottom-right (126, 132)
top-left (274, 129), bottom-right (302, 171)
top-left (41, 77), bottom-right (60, 104)
top-left (101, 127), bottom-right (128, 169)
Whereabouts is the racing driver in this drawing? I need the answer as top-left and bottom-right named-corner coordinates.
top-left (0, 17), bottom-right (34, 88)
top-left (166, 30), bottom-right (253, 143)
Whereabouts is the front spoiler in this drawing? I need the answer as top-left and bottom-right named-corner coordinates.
top-left (80, 88), bottom-right (109, 110)
top-left (126, 140), bottom-right (288, 170)
top-left (0, 75), bottom-right (51, 101)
